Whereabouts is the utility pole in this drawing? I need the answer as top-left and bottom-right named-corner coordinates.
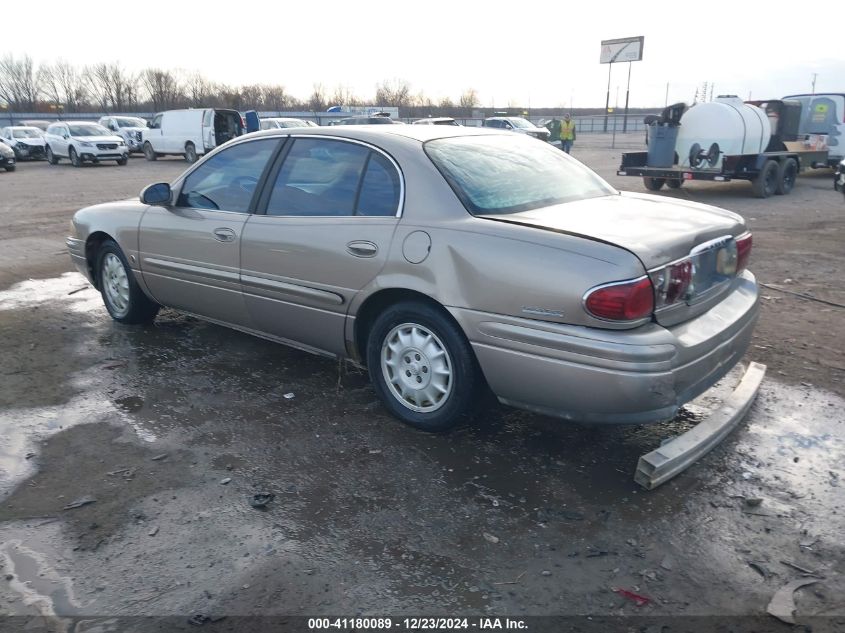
top-left (812, 73), bottom-right (817, 94)
top-left (665, 82), bottom-right (669, 107)
top-left (623, 61), bottom-right (632, 132)
top-left (604, 62), bottom-right (612, 132)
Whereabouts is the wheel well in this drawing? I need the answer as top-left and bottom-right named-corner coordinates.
top-left (354, 289), bottom-right (460, 361)
top-left (85, 231), bottom-right (114, 289)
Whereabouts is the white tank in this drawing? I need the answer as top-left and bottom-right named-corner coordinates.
top-left (675, 96), bottom-right (771, 169)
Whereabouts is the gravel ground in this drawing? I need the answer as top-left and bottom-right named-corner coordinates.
top-left (0, 139), bottom-right (842, 632)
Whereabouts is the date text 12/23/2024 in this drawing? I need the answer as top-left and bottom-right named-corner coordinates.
top-left (308, 618), bottom-right (528, 630)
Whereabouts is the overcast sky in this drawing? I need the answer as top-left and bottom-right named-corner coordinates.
top-left (5, 0), bottom-right (844, 108)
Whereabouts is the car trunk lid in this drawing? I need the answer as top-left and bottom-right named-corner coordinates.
top-left (478, 191), bottom-right (749, 326)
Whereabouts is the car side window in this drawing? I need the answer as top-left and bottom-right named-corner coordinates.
top-left (176, 139), bottom-right (278, 213)
top-left (151, 114), bottom-right (162, 129)
top-left (266, 138), bottom-right (370, 216)
top-left (356, 153), bottom-right (401, 216)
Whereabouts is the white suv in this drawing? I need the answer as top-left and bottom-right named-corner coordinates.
top-left (45, 122), bottom-right (128, 167)
top-left (98, 116), bottom-right (147, 154)
top-left (482, 116), bottom-right (551, 141)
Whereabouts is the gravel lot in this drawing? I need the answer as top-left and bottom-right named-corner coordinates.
top-left (0, 139), bottom-right (843, 631)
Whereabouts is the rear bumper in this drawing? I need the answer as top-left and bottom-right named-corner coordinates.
top-left (451, 271), bottom-right (759, 425)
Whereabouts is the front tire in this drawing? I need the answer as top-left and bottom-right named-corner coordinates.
top-left (184, 142), bottom-right (198, 163)
top-left (96, 240), bottom-right (160, 324)
top-left (69, 146), bottom-right (82, 167)
top-left (643, 176), bottom-right (666, 191)
top-left (4, 165), bottom-right (15, 172)
top-left (116, 156), bottom-right (128, 166)
top-left (143, 142), bottom-right (157, 161)
top-left (46, 146), bottom-right (59, 165)
top-left (367, 301), bottom-right (483, 432)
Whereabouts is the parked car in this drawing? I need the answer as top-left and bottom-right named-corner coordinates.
top-left (44, 122), bottom-right (128, 166)
top-left (483, 116), bottom-right (551, 141)
top-left (0, 126), bottom-right (47, 160)
top-left (413, 117), bottom-right (460, 126)
top-left (98, 116), bottom-right (148, 154)
top-left (67, 126), bottom-right (758, 432)
top-left (20, 120), bottom-right (51, 132)
top-left (141, 108), bottom-right (245, 163)
top-left (260, 117), bottom-right (317, 130)
top-left (836, 158), bottom-right (845, 196)
top-left (335, 115), bottom-right (400, 125)
top-left (0, 140), bottom-right (15, 172)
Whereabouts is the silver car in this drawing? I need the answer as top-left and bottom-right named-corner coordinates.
top-left (67, 126), bottom-right (758, 431)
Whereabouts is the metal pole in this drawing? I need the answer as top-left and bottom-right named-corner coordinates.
top-left (603, 62), bottom-right (612, 132)
top-left (665, 82), bottom-right (669, 107)
top-left (811, 73), bottom-right (817, 94)
top-left (612, 105), bottom-right (617, 149)
top-left (623, 61), bottom-right (632, 132)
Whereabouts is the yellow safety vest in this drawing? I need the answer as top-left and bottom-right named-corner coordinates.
top-left (560, 121), bottom-right (576, 141)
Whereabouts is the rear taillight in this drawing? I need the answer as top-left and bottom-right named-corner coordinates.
top-left (584, 277), bottom-right (654, 322)
top-left (736, 232), bottom-right (752, 272)
top-left (651, 258), bottom-right (695, 309)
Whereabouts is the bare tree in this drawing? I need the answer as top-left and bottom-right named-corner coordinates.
top-left (0, 54), bottom-right (40, 111)
top-left (329, 84), bottom-right (360, 108)
top-left (141, 68), bottom-right (182, 111)
top-left (263, 85), bottom-right (289, 112)
top-left (85, 62), bottom-right (136, 111)
top-left (38, 60), bottom-right (88, 113)
top-left (308, 83), bottom-right (326, 112)
top-left (458, 88), bottom-right (479, 110)
top-left (375, 78), bottom-right (412, 107)
top-left (240, 84), bottom-right (264, 110)
top-left (438, 96), bottom-right (455, 109)
top-left (184, 71), bottom-right (214, 107)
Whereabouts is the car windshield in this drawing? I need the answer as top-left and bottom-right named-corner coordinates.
top-left (425, 135), bottom-right (616, 215)
top-left (69, 124), bottom-right (109, 137)
top-left (13, 129), bottom-right (42, 138)
top-left (509, 118), bottom-right (535, 129)
top-left (116, 117), bottom-right (145, 128)
top-left (280, 119), bottom-right (306, 127)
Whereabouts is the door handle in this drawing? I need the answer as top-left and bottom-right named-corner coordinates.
top-left (213, 227), bottom-right (236, 242)
top-left (346, 241), bottom-right (378, 257)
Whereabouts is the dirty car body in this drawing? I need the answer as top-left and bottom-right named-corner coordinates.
top-left (67, 126), bottom-right (759, 431)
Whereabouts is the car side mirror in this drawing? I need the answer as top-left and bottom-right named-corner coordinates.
top-left (141, 182), bottom-right (172, 206)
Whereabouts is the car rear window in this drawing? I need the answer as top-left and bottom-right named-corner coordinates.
top-left (424, 135), bottom-right (615, 215)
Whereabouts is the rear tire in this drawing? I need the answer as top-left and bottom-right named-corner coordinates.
top-left (643, 177), bottom-right (666, 191)
top-left (143, 142), bottom-right (157, 161)
top-left (666, 178), bottom-right (684, 189)
top-left (776, 158), bottom-right (798, 195)
top-left (69, 146), bottom-right (82, 167)
top-left (184, 142), bottom-right (198, 163)
top-left (366, 301), bottom-right (483, 432)
top-left (96, 240), bottom-right (159, 324)
top-left (752, 160), bottom-right (778, 198)
top-left (46, 146), bottom-right (59, 165)
top-left (5, 165), bottom-right (15, 172)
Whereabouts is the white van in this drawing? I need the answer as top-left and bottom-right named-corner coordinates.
top-left (782, 93), bottom-right (845, 165)
top-left (141, 108), bottom-right (244, 162)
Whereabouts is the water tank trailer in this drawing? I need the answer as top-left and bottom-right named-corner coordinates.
top-left (618, 96), bottom-right (829, 198)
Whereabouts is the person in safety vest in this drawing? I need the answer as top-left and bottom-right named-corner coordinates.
top-left (560, 113), bottom-right (576, 154)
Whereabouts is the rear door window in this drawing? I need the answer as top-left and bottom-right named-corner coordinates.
top-left (264, 138), bottom-right (402, 217)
